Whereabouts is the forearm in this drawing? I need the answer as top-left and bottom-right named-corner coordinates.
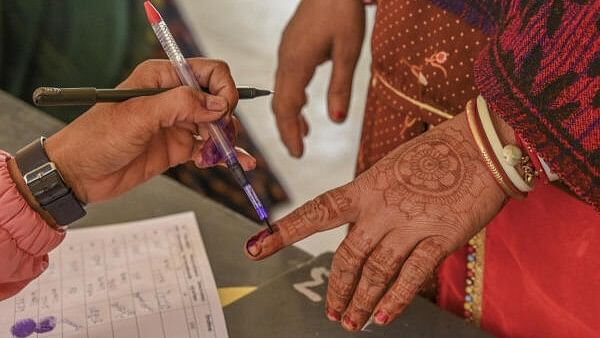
top-left (0, 152), bottom-right (64, 299)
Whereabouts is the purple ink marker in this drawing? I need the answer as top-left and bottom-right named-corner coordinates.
top-left (34, 316), bottom-right (56, 334)
top-left (11, 318), bottom-right (36, 338)
top-left (144, 1), bottom-right (272, 233)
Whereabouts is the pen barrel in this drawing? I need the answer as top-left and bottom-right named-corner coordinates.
top-left (33, 87), bottom-right (97, 106)
top-left (226, 157), bottom-right (269, 221)
top-left (226, 158), bottom-right (250, 188)
top-left (236, 87), bottom-right (254, 99)
top-left (150, 13), bottom-right (269, 222)
top-left (152, 22), bottom-right (238, 160)
top-left (96, 88), bottom-right (166, 102)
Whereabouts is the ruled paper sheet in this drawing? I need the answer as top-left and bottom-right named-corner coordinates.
top-left (0, 212), bottom-right (228, 338)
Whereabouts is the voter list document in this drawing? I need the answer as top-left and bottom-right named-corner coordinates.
top-left (0, 212), bottom-right (228, 338)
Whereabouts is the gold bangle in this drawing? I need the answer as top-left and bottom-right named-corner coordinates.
top-left (466, 100), bottom-right (526, 200)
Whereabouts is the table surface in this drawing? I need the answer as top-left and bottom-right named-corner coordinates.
top-left (0, 91), bottom-right (487, 337)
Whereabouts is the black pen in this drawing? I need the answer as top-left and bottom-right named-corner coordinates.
top-left (33, 86), bottom-right (273, 107)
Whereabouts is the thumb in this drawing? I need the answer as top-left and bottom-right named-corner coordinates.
top-left (121, 86), bottom-right (228, 131)
top-left (327, 45), bottom-right (359, 123)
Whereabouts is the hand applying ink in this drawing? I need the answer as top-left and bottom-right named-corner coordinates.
top-left (1, 57), bottom-right (253, 301)
top-left (40, 58), bottom-right (255, 204)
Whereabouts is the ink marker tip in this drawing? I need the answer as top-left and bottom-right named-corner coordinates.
top-left (265, 219), bottom-right (274, 234)
top-left (144, 1), bottom-right (162, 25)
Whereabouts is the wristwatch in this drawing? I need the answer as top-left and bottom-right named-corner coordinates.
top-left (15, 137), bottom-right (86, 225)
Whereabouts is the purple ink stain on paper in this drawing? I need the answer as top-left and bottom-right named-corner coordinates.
top-left (34, 316), bottom-right (56, 333)
top-left (10, 318), bottom-right (35, 338)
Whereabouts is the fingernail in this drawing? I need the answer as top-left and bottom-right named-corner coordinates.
top-left (246, 228), bottom-right (271, 257)
top-left (206, 96), bottom-right (227, 112)
top-left (326, 308), bottom-right (341, 322)
top-left (334, 111), bottom-right (346, 120)
top-left (374, 311), bottom-right (389, 325)
top-left (342, 315), bottom-right (358, 330)
top-left (41, 261), bottom-right (49, 272)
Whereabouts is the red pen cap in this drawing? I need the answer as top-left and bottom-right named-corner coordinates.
top-left (144, 1), bottom-right (162, 25)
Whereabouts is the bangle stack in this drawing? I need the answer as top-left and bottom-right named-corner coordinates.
top-left (466, 97), bottom-right (535, 199)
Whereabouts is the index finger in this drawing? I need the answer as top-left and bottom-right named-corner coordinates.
top-left (244, 183), bottom-right (359, 260)
top-left (118, 58), bottom-right (239, 114)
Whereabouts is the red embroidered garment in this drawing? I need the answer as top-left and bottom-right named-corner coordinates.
top-left (357, 1), bottom-right (600, 337)
top-left (435, 0), bottom-right (600, 209)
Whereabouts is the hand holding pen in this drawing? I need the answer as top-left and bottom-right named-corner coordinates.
top-left (143, 1), bottom-right (273, 231)
top-left (34, 1), bottom-right (275, 230)
top-left (41, 58), bottom-right (257, 205)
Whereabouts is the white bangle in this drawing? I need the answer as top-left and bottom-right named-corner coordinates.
top-left (476, 96), bottom-right (533, 192)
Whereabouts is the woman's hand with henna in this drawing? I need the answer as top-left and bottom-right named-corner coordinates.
top-left (244, 111), bottom-right (508, 331)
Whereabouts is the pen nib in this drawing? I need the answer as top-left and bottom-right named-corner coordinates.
top-left (254, 88), bottom-right (273, 97)
top-left (264, 219), bottom-right (274, 234)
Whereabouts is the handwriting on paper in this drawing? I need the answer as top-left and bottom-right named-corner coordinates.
top-left (0, 212), bottom-right (229, 338)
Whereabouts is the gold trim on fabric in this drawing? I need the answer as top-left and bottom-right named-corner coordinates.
top-left (372, 71), bottom-right (454, 120)
top-left (470, 229), bottom-right (486, 326)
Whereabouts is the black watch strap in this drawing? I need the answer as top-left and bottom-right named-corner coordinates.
top-left (16, 137), bottom-right (48, 174)
top-left (15, 137), bottom-right (86, 225)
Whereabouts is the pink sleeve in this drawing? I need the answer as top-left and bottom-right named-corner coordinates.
top-left (0, 151), bottom-right (65, 300)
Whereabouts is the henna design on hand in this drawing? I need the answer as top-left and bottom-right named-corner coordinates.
top-left (304, 195), bottom-right (339, 224)
top-left (346, 246), bottom-right (404, 317)
top-left (359, 124), bottom-right (488, 227)
top-left (331, 116), bottom-right (503, 329)
top-left (246, 112), bottom-right (507, 330)
top-left (382, 237), bottom-right (448, 317)
top-left (327, 229), bottom-right (375, 312)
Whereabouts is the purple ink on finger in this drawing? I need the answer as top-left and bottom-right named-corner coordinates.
top-left (34, 316), bottom-right (57, 334)
top-left (196, 118), bottom-right (238, 167)
top-left (10, 318), bottom-right (36, 338)
top-left (200, 140), bottom-right (224, 166)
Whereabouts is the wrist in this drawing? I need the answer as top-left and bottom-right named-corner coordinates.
top-left (7, 157), bottom-right (58, 226)
top-left (44, 134), bottom-right (88, 204)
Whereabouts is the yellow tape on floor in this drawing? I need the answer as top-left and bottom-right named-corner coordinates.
top-left (218, 286), bottom-right (257, 307)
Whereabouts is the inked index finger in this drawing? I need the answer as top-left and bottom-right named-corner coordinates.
top-left (244, 183), bottom-right (359, 260)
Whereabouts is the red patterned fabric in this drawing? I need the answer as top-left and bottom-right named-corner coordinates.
top-left (432, 0), bottom-right (600, 208)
